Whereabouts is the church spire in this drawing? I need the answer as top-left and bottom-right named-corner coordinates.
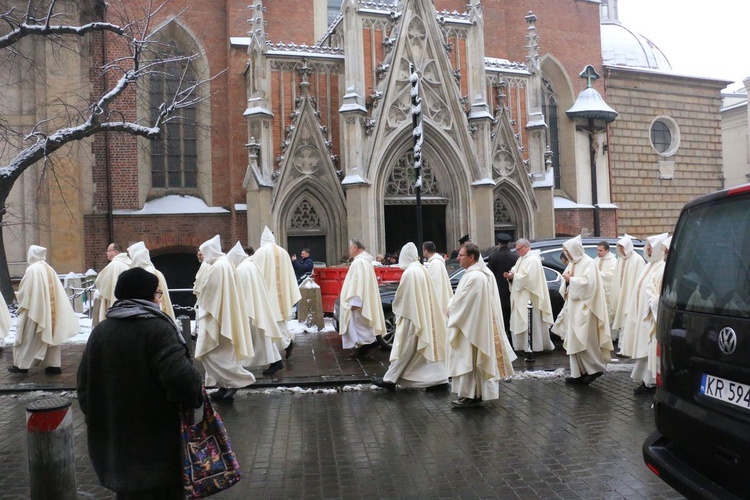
top-left (248, 0), bottom-right (267, 47)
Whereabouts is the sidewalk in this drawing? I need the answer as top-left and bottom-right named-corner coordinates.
top-left (0, 321), bottom-right (598, 393)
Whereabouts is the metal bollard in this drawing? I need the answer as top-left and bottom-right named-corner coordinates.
top-left (525, 300), bottom-right (535, 363)
top-left (26, 398), bottom-right (77, 500)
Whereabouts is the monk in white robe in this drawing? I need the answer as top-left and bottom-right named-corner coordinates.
top-left (560, 236), bottom-right (613, 385)
top-left (0, 291), bottom-right (11, 350)
top-left (94, 243), bottom-right (131, 325)
top-left (252, 227), bottom-right (301, 357)
top-left (448, 243), bottom-right (516, 408)
top-left (227, 242), bottom-right (285, 376)
top-left (611, 235), bottom-right (645, 347)
top-left (626, 234), bottom-right (669, 393)
top-left (594, 242), bottom-right (618, 327)
top-left (128, 242), bottom-right (175, 321)
top-left (423, 241), bottom-right (453, 318)
top-left (338, 239), bottom-right (386, 357)
top-left (195, 236), bottom-right (255, 400)
top-left (506, 239), bottom-right (555, 352)
top-left (10, 245), bottom-right (79, 374)
top-left (373, 243), bottom-right (449, 390)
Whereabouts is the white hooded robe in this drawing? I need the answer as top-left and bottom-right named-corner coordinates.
top-left (128, 242), bottom-right (175, 321)
top-left (561, 236), bottom-right (613, 378)
top-left (252, 227), bottom-right (301, 348)
top-left (611, 235), bottom-right (645, 341)
top-left (338, 250), bottom-right (386, 349)
top-left (13, 246), bottom-right (80, 370)
top-left (194, 236), bottom-right (255, 389)
top-left (227, 242), bottom-right (284, 368)
top-left (509, 250), bottom-right (555, 352)
top-left (448, 258), bottom-right (516, 400)
top-left (383, 243), bottom-right (449, 387)
top-left (94, 252), bottom-right (131, 324)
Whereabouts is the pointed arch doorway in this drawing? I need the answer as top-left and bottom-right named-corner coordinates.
top-left (383, 153), bottom-right (448, 255)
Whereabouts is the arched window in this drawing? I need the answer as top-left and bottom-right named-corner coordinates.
top-left (542, 78), bottom-right (561, 189)
top-left (149, 41), bottom-right (198, 189)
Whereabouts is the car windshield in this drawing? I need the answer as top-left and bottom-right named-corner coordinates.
top-left (662, 195), bottom-right (750, 318)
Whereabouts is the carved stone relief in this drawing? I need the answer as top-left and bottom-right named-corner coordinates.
top-left (492, 150), bottom-right (515, 178)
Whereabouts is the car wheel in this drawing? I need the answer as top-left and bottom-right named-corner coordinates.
top-left (377, 312), bottom-right (396, 349)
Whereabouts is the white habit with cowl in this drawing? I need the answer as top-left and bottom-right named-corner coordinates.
top-left (425, 252), bottom-right (453, 318)
top-left (595, 251), bottom-right (617, 327)
top-left (227, 242), bottom-right (283, 368)
top-left (338, 250), bottom-right (386, 349)
top-left (13, 246), bottom-right (79, 370)
top-left (128, 241), bottom-right (176, 321)
top-left (509, 250), bottom-right (555, 352)
top-left (252, 227), bottom-right (301, 348)
top-left (194, 236), bottom-right (255, 389)
top-left (611, 235), bottom-right (645, 342)
top-left (626, 234), bottom-right (669, 386)
top-left (383, 243), bottom-right (448, 387)
top-left (94, 252), bottom-right (131, 324)
top-left (560, 236), bottom-right (613, 378)
top-left (448, 258), bottom-right (516, 401)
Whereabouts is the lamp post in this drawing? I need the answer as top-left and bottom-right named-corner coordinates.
top-left (566, 65), bottom-right (617, 237)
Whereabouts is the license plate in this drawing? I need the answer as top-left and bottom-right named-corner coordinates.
top-left (700, 374), bottom-right (750, 410)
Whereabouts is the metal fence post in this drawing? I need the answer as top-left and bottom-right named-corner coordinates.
top-left (525, 300), bottom-right (535, 363)
top-left (26, 398), bottom-right (77, 500)
top-left (178, 315), bottom-right (194, 357)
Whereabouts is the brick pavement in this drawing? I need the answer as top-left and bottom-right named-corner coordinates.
top-left (0, 329), bottom-right (677, 499)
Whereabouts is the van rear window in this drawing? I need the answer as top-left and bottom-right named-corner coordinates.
top-left (662, 196), bottom-right (750, 318)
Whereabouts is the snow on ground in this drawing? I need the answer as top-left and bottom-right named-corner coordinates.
top-left (0, 315), bottom-right (337, 348)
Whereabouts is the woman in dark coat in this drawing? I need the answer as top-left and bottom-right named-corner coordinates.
top-left (77, 267), bottom-right (203, 499)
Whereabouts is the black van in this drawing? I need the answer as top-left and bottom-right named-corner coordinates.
top-left (643, 183), bottom-right (750, 499)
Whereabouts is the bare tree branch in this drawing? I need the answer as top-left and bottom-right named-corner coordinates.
top-left (0, 9), bottom-right (124, 49)
top-left (0, 0), bottom-right (225, 303)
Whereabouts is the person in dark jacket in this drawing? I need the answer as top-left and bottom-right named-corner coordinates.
top-left (291, 248), bottom-right (314, 281)
top-left (487, 233), bottom-right (518, 337)
top-left (77, 267), bottom-right (203, 500)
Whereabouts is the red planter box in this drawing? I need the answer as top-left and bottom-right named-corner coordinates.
top-left (313, 266), bottom-right (404, 313)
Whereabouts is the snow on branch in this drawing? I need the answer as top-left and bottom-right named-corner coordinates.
top-left (0, 19), bottom-right (124, 50)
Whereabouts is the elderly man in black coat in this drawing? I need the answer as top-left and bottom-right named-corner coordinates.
top-left (78, 267), bottom-right (203, 499)
top-left (487, 233), bottom-right (518, 337)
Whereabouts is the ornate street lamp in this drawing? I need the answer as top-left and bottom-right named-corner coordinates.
top-left (566, 65), bottom-right (617, 237)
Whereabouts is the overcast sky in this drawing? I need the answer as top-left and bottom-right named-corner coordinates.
top-left (618, 0), bottom-right (748, 90)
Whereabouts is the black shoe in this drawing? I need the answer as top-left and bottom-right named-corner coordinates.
top-left (44, 367), bottom-right (62, 375)
top-left (209, 387), bottom-right (227, 400)
top-left (580, 372), bottom-right (603, 385)
top-left (371, 376), bottom-right (396, 391)
top-left (425, 383), bottom-right (450, 392)
top-left (222, 388), bottom-right (238, 400)
top-left (451, 397), bottom-right (482, 408)
top-left (7, 366), bottom-right (28, 374)
top-left (634, 383), bottom-right (656, 395)
top-left (565, 376), bottom-right (583, 384)
top-left (262, 360), bottom-right (284, 376)
top-left (285, 340), bottom-right (295, 359)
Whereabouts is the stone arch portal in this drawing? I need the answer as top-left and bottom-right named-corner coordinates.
top-left (493, 182), bottom-right (533, 241)
top-left (375, 129), bottom-right (472, 256)
top-left (278, 184), bottom-right (347, 266)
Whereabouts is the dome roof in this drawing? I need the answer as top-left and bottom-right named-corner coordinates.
top-left (601, 20), bottom-right (672, 71)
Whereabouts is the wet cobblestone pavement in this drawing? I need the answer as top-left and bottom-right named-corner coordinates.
top-left (0, 328), bottom-right (680, 499)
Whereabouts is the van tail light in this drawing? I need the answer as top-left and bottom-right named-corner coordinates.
top-left (655, 340), bottom-right (662, 388)
top-left (646, 462), bottom-right (660, 476)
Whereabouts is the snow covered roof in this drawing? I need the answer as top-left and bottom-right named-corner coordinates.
top-left (112, 195), bottom-right (229, 215)
top-left (601, 20), bottom-right (672, 72)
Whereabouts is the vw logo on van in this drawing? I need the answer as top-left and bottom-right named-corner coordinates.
top-left (718, 327), bottom-right (737, 355)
